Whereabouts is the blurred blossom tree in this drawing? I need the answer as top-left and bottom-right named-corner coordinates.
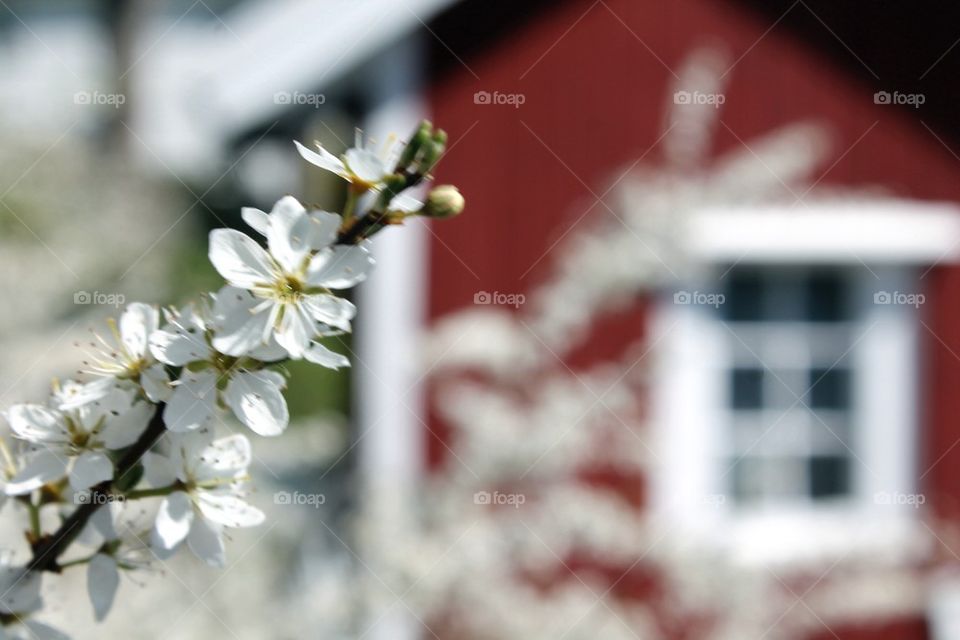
top-left (0, 121), bottom-right (463, 638)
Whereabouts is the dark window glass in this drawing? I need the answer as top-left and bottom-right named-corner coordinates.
top-left (806, 272), bottom-right (847, 322)
top-left (809, 456), bottom-right (849, 499)
top-left (723, 270), bottom-right (763, 321)
top-left (808, 368), bottom-right (850, 410)
top-left (731, 368), bottom-right (764, 409)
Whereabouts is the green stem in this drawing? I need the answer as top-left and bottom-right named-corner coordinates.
top-left (57, 553), bottom-right (98, 570)
top-left (27, 502), bottom-right (40, 540)
top-left (124, 484), bottom-right (180, 500)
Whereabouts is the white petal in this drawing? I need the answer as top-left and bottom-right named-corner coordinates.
top-left (142, 451), bottom-right (177, 488)
top-left (224, 371), bottom-right (289, 436)
top-left (0, 566), bottom-right (41, 614)
top-left (100, 400), bottom-right (152, 449)
top-left (274, 305), bottom-right (311, 358)
top-left (266, 196), bottom-right (310, 273)
top-left (120, 303), bottom-right (158, 359)
top-left (140, 363), bottom-right (172, 402)
top-left (87, 553), bottom-right (119, 622)
top-left (211, 288), bottom-right (275, 357)
top-left (5, 404), bottom-right (68, 444)
top-left (70, 451), bottom-right (114, 491)
top-left (240, 206), bottom-right (269, 236)
top-left (149, 326), bottom-right (210, 367)
top-left (163, 372), bottom-right (217, 432)
top-left (186, 516), bottom-right (226, 567)
top-left (55, 377), bottom-right (114, 411)
top-left (306, 211), bottom-right (341, 249)
top-left (247, 337), bottom-right (288, 362)
top-left (193, 435), bottom-right (252, 480)
top-left (306, 245), bottom-right (374, 289)
top-left (22, 622), bottom-right (70, 640)
top-left (208, 229), bottom-right (277, 289)
top-left (5, 451), bottom-right (68, 495)
top-left (152, 491), bottom-right (194, 551)
top-left (344, 148), bottom-right (388, 184)
top-left (303, 342), bottom-right (350, 369)
top-left (300, 293), bottom-right (356, 332)
top-left (197, 492), bottom-right (265, 528)
top-left (294, 140), bottom-right (348, 177)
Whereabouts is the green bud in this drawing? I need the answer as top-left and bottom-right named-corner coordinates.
top-left (396, 120), bottom-right (432, 173)
top-left (422, 185), bottom-right (465, 219)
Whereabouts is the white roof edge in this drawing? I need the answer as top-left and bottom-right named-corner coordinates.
top-left (201, 0), bottom-right (460, 136)
top-left (688, 199), bottom-right (960, 264)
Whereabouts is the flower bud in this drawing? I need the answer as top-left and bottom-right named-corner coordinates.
top-left (422, 185), bottom-right (465, 219)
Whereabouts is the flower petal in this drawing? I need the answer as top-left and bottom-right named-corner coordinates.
top-left (163, 371), bottom-right (217, 432)
top-left (306, 245), bottom-right (374, 289)
top-left (152, 491), bottom-right (194, 551)
top-left (150, 324), bottom-right (210, 367)
top-left (266, 196), bottom-right (310, 273)
top-left (87, 553), bottom-right (119, 622)
top-left (197, 492), bottom-right (265, 528)
top-left (120, 303), bottom-right (158, 359)
top-left (100, 399), bottom-right (152, 449)
top-left (344, 147), bottom-right (387, 184)
top-left (224, 371), bottom-right (289, 436)
top-left (208, 229), bottom-right (277, 289)
top-left (140, 363), bottom-right (173, 402)
top-left (274, 305), bottom-right (311, 358)
top-left (240, 206), bottom-right (269, 236)
top-left (193, 435), bottom-right (252, 480)
top-left (70, 451), bottom-right (114, 491)
top-left (5, 405), bottom-right (68, 444)
top-left (5, 451), bottom-right (68, 495)
top-left (303, 342), bottom-right (350, 370)
top-left (211, 287), bottom-right (274, 357)
top-left (294, 140), bottom-right (347, 178)
top-left (0, 565), bottom-right (41, 614)
top-left (300, 293), bottom-right (356, 332)
top-left (306, 211), bottom-right (341, 249)
top-left (186, 516), bottom-right (226, 568)
top-left (142, 451), bottom-right (177, 488)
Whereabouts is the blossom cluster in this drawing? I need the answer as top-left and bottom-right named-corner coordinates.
top-left (0, 121), bottom-right (462, 637)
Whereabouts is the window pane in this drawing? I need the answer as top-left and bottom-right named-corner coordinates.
top-left (806, 271), bottom-right (848, 322)
top-left (808, 456), bottom-right (849, 499)
top-left (723, 269), bottom-right (763, 321)
top-left (731, 368), bottom-right (764, 409)
top-left (808, 368), bottom-right (850, 410)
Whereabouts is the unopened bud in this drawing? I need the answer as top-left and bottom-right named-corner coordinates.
top-left (422, 185), bottom-right (464, 219)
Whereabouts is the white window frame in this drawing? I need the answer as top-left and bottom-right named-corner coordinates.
top-left (649, 202), bottom-right (960, 566)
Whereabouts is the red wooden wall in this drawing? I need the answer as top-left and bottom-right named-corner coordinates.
top-left (424, 0), bottom-right (960, 636)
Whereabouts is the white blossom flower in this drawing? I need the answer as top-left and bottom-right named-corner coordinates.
top-left (294, 133), bottom-right (397, 191)
top-left (4, 383), bottom-right (151, 494)
top-left (208, 195), bottom-right (370, 360)
top-left (0, 560), bottom-right (66, 640)
top-left (78, 302), bottom-right (172, 404)
top-left (146, 434), bottom-right (264, 567)
top-left (149, 301), bottom-right (291, 436)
